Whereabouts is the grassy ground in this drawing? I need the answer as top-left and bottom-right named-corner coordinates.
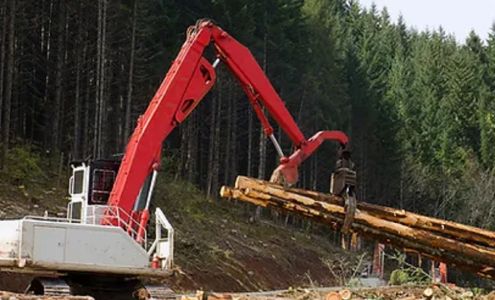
top-left (0, 146), bottom-right (67, 219)
top-left (0, 151), bottom-right (492, 295)
top-left (153, 177), bottom-right (359, 292)
top-left (0, 147), bottom-right (358, 293)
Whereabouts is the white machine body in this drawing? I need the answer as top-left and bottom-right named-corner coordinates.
top-left (0, 161), bottom-right (174, 276)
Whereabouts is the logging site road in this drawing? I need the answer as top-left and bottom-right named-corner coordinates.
top-left (1, 284), bottom-right (494, 299)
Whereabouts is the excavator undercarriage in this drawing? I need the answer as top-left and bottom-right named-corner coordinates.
top-left (25, 275), bottom-right (175, 300)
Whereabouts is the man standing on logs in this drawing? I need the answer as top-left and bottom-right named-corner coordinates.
top-left (330, 147), bottom-right (357, 234)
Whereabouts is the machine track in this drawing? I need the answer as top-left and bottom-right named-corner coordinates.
top-left (26, 277), bottom-right (71, 296)
top-left (143, 284), bottom-right (176, 300)
top-left (23, 275), bottom-right (176, 300)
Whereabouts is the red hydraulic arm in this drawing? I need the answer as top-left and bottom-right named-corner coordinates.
top-left (106, 20), bottom-right (349, 239)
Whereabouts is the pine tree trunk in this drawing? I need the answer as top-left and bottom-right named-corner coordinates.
top-left (11, 50), bottom-right (19, 143)
top-left (93, 0), bottom-right (102, 158)
top-left (247, 107), bottom-right (253, 177)
top-left (212, 91), bottom-right (222, 198)
top-left (186, 113), bottom-right (197, 182)
top-left (223, 80), bottom-right (232, 184)
top-left (123, 0), bottom-right (137, 145)
top-left (2, 0), bottom-right (15, 168)
top-left (311, 152), bottom-right (318, 190)
top-left (52, 0), bottom-right (66, 154)
top-left (83, 77), bottom-right (90, 158)
top-left (176, 126), bottom-right (186, 180)
top-left (0, 0), bottom-right (7, 129)
top-left (94, 0), bottom-right (107, 158)
top-left (255, 16), bottom-right (268, 219)
top-left (257, 36), bottom-right (268, 181)
top-left (230, 87), bottom-right (238, 184)
top-left (256, 137), bottom-right (266, 221)
top-left (206, 86), bottom-right (218, 197)
top-left (97, 0), bottom-right (107, 158)
top-left (72, 2), bottom-right (83, 160)
top-left (42, 0), bottom-right (54, 149)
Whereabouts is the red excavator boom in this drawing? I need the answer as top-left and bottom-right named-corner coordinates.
top-left (106, 19), bottom-right (349, 240)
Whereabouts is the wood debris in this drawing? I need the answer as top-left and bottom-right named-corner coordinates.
top-left (177, 285), bottom-right (493, 300)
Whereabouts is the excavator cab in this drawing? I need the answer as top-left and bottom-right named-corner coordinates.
top-left (66, 159), bottom-right (175, 271)
top-left (68, 160), bottom-right (120, 223)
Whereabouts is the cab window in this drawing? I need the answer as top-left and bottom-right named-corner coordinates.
top-left (91, 169), bottom-right (116, 204)
top-left (73, 170), bottom-right (85, 194)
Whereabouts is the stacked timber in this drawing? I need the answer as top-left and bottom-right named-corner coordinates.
top-left (220, 176), bottom-right (495, 279)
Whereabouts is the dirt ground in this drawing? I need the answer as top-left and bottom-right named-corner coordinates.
top-left (161, 211), bottom-right (358, 292)
top-left (154, 179), bottom-right (363, 292)
top-left (1, 177), bottom-right (493, 299)
top-left (2, 284), bottom-right (491, 300)
top-left (0, 177), bottom-right (361, 294)
top-left (180, 285), bottom-right (495, 300)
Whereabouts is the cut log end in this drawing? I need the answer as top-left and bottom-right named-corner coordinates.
top-left (339, 289), bottom-right (352, 300)
top-left (423, 287), bottom-right (433, 299)
top-left (325, 292), bottom-right (342, 300)
top-left (219, 186), bottom-right (231, 198)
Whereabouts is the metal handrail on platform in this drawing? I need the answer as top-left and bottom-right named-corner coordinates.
top-left (93, 205), bottom-right (148, 247)
top-left (147, 207), bottom-right (174, 269)
top-left (26, 206), bottom-right (148, 248)
top-left (23, 215), bottom-right (75, 223)
top-left (24, 205), bottom-right (173, 270)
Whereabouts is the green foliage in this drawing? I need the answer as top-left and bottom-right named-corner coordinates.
top-left (154, 176), bottom-right (212, 221)
top-left (4, 0), bottom-right (495, 232)
top-left (198, 0), bottom-right (495, 226)
top-left (389, 269), bottom-right (410, 285)
top-left (1, 145), bottom-right (45, 184)
top-left (389, 267), bottom-right (429, 285)
top-left (388, 252), bottom-right (430, 285)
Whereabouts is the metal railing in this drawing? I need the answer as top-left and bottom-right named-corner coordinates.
top-left (83, 205), bottom-right (108, 224)
top-left (23, 215), bottom-right (73, 223)
top-left (26, 205), bottom-right (148, 248)
top-left (25, 205), bottom-right (173, 270)
top-left (147, 207), bottom-right (174, 269)
top-left (94, 205), bottom-right (148, 247)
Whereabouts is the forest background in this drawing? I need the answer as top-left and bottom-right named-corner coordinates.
top-left (1, 0), bottom-right (495, 229)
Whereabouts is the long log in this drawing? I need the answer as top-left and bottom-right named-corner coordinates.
top-left (220, 186), bottom-right (495, 279)
top-left (221, 186), bottom-right (495, 268)
top-left (220, 177), bottom-right (495, 279)
top-left (234, 176), bottom-right (495, 249)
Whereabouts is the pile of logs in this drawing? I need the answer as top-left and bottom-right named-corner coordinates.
top-left (220, 176), bottom-right (495, 279)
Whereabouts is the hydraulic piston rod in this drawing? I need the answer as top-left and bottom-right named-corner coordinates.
top-left (269, 134), bottom-right (285, 158)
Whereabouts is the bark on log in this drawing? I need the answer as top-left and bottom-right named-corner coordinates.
top-left (220, 176), bottom-right (495, 279)
top-left (220, 186), bottom-right (495, 279)
top-left (234, 176), bottom-right (495, 248)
